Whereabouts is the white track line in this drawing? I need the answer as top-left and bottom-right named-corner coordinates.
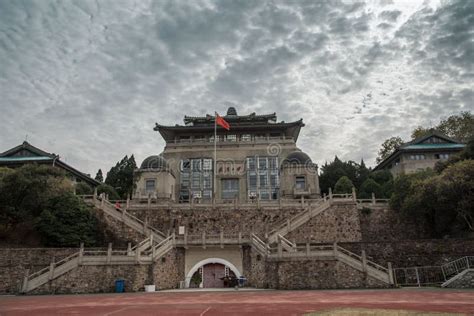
top-left (200, 306), bottom-right (212, 316)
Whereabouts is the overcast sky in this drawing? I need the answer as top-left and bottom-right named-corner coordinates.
top-left (1, 0), bottom-right (473, 176)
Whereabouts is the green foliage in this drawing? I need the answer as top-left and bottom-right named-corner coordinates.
top-left (390, 169), bottom-right (436, 212)
top-left (359, 178), bottom-right (382, 199)
top-left (376, 136), bottom-right (403, 164)
top-left (390, 162), bottom-right (474, 237)
top-left (35, 192), bottom-right (100, 247)
top-left (319, 157), bottom-right (369, 194)
top-left (369, 170), bottom-right (393, 184)
top-left (105, 155), bottom-right (137, 199)
top-left (0, 164), bottom-right (72, 230)
top-left (75, 182), bottom-right (94, 195)
top-left (96, 184), bottom-right (121, 200)
top-left (334, 176), bottom-right (354, 194)
top-left (411, 111), bottom-right (473, 142)
top-left (95, 169), bottom-right (104, 182)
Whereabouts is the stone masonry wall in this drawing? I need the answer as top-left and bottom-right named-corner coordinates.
top-left (266, 258), bottom-right (388, 290)
top-left (152, 247), bottom-right (185, 290)
top-left (286, 202), bottom-right (362, 243)
top-left (339, 238), bottom-right (474, 268)
top-left (31, 264), bottom-right (150, 295)
top-left (242, 246), bottom-right (268, 288)
top-left (126, 201), bottom-right (361, 243)
top-left (0, 248), bottom-right (80, 294)
top-left (358, 205), bottom-right (430, 241)
top-left (445, 270), bottom-right (474, 288)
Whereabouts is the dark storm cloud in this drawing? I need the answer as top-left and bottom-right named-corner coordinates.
top-left (0, 0), bottom-right (472, 174)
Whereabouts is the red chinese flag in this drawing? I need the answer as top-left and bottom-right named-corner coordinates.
top-left (216, 113), bottom-right (230, 130)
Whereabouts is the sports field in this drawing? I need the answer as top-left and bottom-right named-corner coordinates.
top-left (0, 288), bottom-right (473, 315)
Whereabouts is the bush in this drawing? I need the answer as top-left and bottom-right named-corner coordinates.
top-left (35, 192), bottom-right (100, 247)
top-left (334, 176), bottom-right (354, 194)
top-left (75, 182), bottom-right (93, 195)
top-left (96, 184), bottom-right (120, 200)
top-left (358, 179), bottom-right (382, 199)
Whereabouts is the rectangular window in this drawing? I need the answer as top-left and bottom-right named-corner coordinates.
top-left (179, 158), bottom-right (213, 202)
top-left (192, 159), bottom-right (202, 171)
top-left (181, 160), bottom-right (190, 171)
top-left (221, 179), bottom-right (239, 199)
top-left (191, 173), bottom-right (201, 188)
top-left (246, 157), bottom-right (256, 170)
top-left (410, 154), bottom-right (426, 160)
top-left (203, 173), bottom-right (212, 189)
top-left (295, 176), bottom-right (306, 190)
top-left (248, 172), bottom-right (257, 189)
top-left (145, 179), bottom-right (156, 192)
top-left (181, 172), bottom-right (190, 188)
top-left (435, 153), bottom-right (450, 160)
top-left (259, 171), bottom-right (268, 186)
top-left (241, 134), bottom-right (252, 141)
top-left (202, 159), bottom-right (213, 171)
top-left (246, 155), bottom-right (280, 200)
top-left (226, 134), bottom-right (237, 142)
top-left (268, 157), bottom-right (278, 170)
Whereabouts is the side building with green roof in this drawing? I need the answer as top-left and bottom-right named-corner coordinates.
top-left (373, 132), bottom-right (465, 176)
top-left (0, 141), bottom-right (100, 187)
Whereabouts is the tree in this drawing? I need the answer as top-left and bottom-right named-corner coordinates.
top-left (436, 160), bottom-right (474, 232)
top-left (105, 155), bottom-right (137, 199)
top-left (319, 157), bottom-right (369, 194)
top-left (35, 192), bottom-right (100, 247)
top-left (359, 178), bottom-right (382, 199)
top-left (389, 161), bottom-right (473, 237)
top-left (0, 165), bottom-right (72, 232)
top-left (376, 136), bottom-right (403, 164)
top-left (75, 182), bottom-right (93, 195)
top-left (411, 111), bottom-right (473, 142)
top-left (334, 176), bottom-right (354, 194)
top-left (96, 184), bottom-right (120, 200)
top-left (95, 169), bottom-right (104, 182)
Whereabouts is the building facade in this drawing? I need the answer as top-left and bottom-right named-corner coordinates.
top-left (373, 132), bottom-right (465, 176)
top-left (133, 107), bottom-right (320, 202)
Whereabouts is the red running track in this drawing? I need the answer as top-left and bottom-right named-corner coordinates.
top-left (0, 289), bottom-right (473, 315)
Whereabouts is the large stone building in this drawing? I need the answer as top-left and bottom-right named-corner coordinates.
top-left (373, 132), bottom-right (465, 176)
top-left (134, 107), bottom-right (320, 202)
top-left (3, 111), bottom-right (473, 295)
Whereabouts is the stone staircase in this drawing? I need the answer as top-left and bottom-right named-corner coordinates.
top-left (441, 256), bottom-right (474, 287)
top-left (84, 195), bottom-right (167, 242)
top-left (20, 235), bottom-right (175, 293)
top-left (251, 233), bottom-right (394, 285)
top-left (267, 197), bottom-right (332, 244)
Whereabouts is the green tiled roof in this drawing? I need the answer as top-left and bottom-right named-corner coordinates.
top-left (0, 156), bottom-right (52, 162)
top-left (404, 144), bottom-right (465, 150)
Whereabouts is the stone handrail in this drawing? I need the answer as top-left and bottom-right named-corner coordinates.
top-left (83, 195), bottom-right (166, 242)
top-left (255, 237), bottom-right (393, 284)
top-left (21, 236), bottom-right (177, 293)
top-left (267, 198), bottom-right (332, 243)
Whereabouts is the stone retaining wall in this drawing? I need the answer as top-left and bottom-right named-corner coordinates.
top-left (339, 238), bottom-right (474, 267)
top-left (126, 201), bottom-right (361, 243)
top-left (0, 248), bottom-right (79, 294)
top-left (265, 258), bottom-right (388, 290)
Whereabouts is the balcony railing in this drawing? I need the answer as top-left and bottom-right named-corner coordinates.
top-left (167, 136), bottom-right (294, 146)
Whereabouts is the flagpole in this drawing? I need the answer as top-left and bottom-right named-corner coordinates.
top-left (214, 112), bottom-right (217, 202)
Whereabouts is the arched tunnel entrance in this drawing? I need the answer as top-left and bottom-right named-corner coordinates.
top-left (185, 258), bottom-right (242, 288)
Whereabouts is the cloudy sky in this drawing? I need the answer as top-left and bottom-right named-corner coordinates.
top-left (0, 0), bottom-right (473, 176)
